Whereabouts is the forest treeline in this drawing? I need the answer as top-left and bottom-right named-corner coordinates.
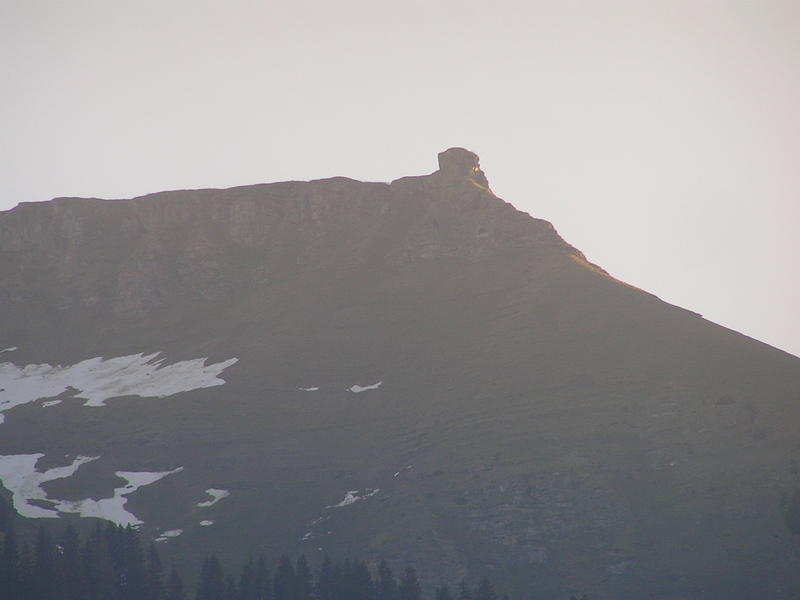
top-left (0, 498), bottom-right (589, 600)
top-left (0, 505), bottom-right (514, 600)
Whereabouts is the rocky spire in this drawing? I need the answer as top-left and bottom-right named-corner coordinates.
top-left (436, 147), bottom-right (491, 190)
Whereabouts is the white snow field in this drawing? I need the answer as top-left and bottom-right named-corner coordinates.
top-left (348, 381), bottom-right (382, 393)
top-left (298, 387), bottom-right (319, 392)
top-left (199, 520), bottom-right (215, 526)
top-left (0, 453), bottom-right (183, 526)
top-left (326, 488), bottom-right (380, 508)
top-left (0, 347), bottom-right (17, 353)
top-left (0, 352), bottom-right (238, 422)
top-left (196, 488), bottom-right (230, 507)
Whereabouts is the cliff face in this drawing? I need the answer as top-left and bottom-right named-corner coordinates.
top-left (1, 149), bottom-right (799, 599)
top-left (0, 148), bottom-right (564, 321)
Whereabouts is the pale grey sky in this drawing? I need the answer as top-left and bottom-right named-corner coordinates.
top-left (2, 0), bottom-right (798, 357)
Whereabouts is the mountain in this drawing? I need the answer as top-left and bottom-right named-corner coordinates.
top-left (1, 148), bottom-right (799, 599)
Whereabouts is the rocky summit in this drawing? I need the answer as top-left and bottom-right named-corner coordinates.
top-left (1, 149), bottom-right (799, 599)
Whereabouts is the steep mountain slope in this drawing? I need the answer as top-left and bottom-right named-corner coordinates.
top-left (1, 148), bottom-right (799, 599)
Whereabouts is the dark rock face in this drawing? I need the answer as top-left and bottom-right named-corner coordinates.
top-left (437, 147), bottom-right (491, 189)
top-left (1, 150), bottom-right (799, 599)
top-left (437, 147), bottom-right (479, 174)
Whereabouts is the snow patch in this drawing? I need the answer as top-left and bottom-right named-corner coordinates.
top-left (59, 468), bottom-right (184, 526)
top-left (348, 381), bottom-right (382, 393)
top-left (197, 488), bottom-right (230, 507)
top-left (394, 464), bottom-right (414, 477)
top-left (199, 520), bottom-right (214, 527)
top-left (0, 454), bottom-right (99, 518)
top-left (160, 529), bottom-right (183, 538)
top-left (154, 529), bottom-right (183, 542)
top-left (42, 400), bottom-right (61, 408)
top-left (0, 454), bottom-right (182, 526)
top-left (0, 352), bottom-right (238, 421)
top-left (0, 347), bottom-right (17, 353)
top-left (326, 488), bottom-right (380, 508)
top-left (298, 387), bottom-right (319, 392)
top-left (300, 532), bottom-right (313, 541)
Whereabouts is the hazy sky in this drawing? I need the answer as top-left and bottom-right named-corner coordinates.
top-left (2, 1), bottom-right (798, 357)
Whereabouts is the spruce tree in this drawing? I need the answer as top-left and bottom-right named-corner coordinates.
top-left (61, 526), bottom-right (83, 600)
top-left (146, 543), bottom-right (165, 600)
top-left (316, 556), bottom-right (336, 600)
top-left (339, 559), bottom-right (355, 600)
top-left (118, 525), bottom-right (147, 600)
top-left (295, 555), bottom-right (313, 600)
top-left (82, 524), bottom-right (118, 600)
top-left (18, 541), bottom-right (34, 600)
top-left (376, 560), bottom-right (398, 600)
top-left (197, 555), bottom-right (226, 600)
top-left (351, 560), bottom-right (375, 600)
top-left (474, 579), bottom-right (496, 600)
top-left (224, 574), bottom-right (239, 600)
top-left (0, 496), bottom-right (12, 534)
top-left (436, 585), bottom-right (453, 600)
top-left (398, 567), bottom-right (421, 600)
top-left (255, 557), bottom-right (272, 600)
top-left (165, 566), bottom-right (187, 600)
top-left (33, 526), bottom-right (58, 600)
top-left (239, 556), bottom-right (258, 600)
top-left (456, 580), bottom-right (472, 600)
top-left (1, 526), bottom-right (20, 600)
top-left (273, 555), bottom-right (295, 600)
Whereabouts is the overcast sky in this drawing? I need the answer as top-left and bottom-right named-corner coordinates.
top-left (2, 0), bottom-right (798, 357)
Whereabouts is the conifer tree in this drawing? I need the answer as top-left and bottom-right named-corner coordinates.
top-left (61, 526), bottom-right (83, 600)
top-left (376, 560), bottom-right (398, 600)
top-left (165, 566), bottom-right (187, 600)
top-left (295, 555), bottom-right (313, 600)
top-left (398, 567), bottom-right (421, 600)
top-left (0, 496), bottom-right (12, 534)
top-left (239, 556), bottom-right (258, 600)
top-left (456, 580), bottom-right (472, 600)
top-left (474, 579), bottom-right (496, 600)
top-left (197, 555), bottom-right (226, 600)
top-left (33, 526), bottom-right (58, 600)
top-left (339, 559), bottom-right (356, 600)
top-left (224, 574), bottom-right (239, 600)
top-left (118, 525), bottom-right (147, 600)
top-left (436, 585), bottom-right (453, 600)
top-left (273, 555), bottom-right (296, 600)
top-left (316, 556), bottom-right (336, 600)
top-left (255, 557), bottom-right (272, 600)
top-left (82, 524), bottom-right (118, 600)
top-left (146, 543), bottom-right (165, 600)
top-left (1, 526), bottom-right (20, 600)
top-left (18, 540), bottom-right (35, 600)
top-left (352, 559), bottom-right (375, 600)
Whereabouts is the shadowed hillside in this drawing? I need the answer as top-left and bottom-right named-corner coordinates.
top-left (1, 149), bottom-right (799, 599)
